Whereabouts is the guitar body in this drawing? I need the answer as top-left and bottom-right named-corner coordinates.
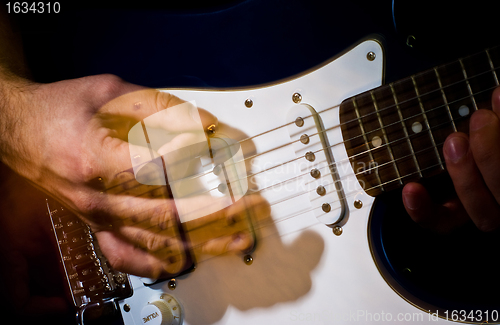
top-left (6, 1), bottom-right (500, 324)
top-left (114, 39), bottom-right (499, 325)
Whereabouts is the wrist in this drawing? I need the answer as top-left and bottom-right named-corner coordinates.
top-left (0, 77), bottom-right (40, 178)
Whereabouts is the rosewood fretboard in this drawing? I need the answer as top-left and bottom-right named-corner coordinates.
top-left (340, 47), bottom-right (500, 196)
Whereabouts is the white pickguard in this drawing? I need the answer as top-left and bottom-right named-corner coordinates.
top-left (118, 40), bottom-right (454, 325)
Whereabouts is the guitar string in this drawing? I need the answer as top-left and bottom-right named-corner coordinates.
top-left (99, 73), bottom-right (497, 237)
top-left (103, 61), bottom-right (497, 196)
top-left (63, 53), bottom-right (500, 278)
top-left (141, 65), bottom-right (499, 192)
top-left (94, 98), bottom-right (472, 264)
top-left (104, 69), bottom-right (498, 220)
top-left (116, 157), bottom-right (449, 266)
top-left (231, 60), bottom-right (499, 150)
top-left (105, 128), bottom-right (449, 260)
top-left (142, 82), bottom-right (496, 201)
top-left (157, 56), bottom-right (500, 263)
top-left (87, 59), bottom-right (500, 260)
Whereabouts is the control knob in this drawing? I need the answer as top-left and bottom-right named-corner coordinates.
top-left (140, 294), bottom-right (183, 325)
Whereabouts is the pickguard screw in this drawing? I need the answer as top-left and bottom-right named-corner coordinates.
top-left (295, 116), bottom-right (304, 127)
top-left (245, 98), bottom-right (253, 108)
top-left (354, 200), bottom-right (363, 209)
top-left (123, 304), bottom-right (131, 312)
top-left (332, 226), bottom-right (343, 236)
top-left (292, 92), bottom-right (302, 103)
top-left (244, 255), bottom-right (253, 265)
top-left (167, 279), bottom-right (176, 290)
top-left (366, 51), bottom-right (376, 61)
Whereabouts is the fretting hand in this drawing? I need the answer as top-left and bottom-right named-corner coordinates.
top-left (402, 87), bottom-right (500, 233)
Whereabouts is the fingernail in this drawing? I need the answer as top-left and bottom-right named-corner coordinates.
top-left (444, 136), bottom-right (469, 163)
top-left (470, 110), bottom-right (493, 131)
top-left (403, 192), bottom-right (420, 211)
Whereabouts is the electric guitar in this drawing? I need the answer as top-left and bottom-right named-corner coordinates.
top-left (44, 38), bottom-right (500, 325)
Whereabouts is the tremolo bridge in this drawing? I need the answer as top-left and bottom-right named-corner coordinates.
top-left (47, 199), bottom-right (133, 324)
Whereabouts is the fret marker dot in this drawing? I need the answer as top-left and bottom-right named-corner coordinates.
top-left (412, 121), bottom-right (422, 134)
top-left (371, 136), bottom-right (382, 148)
top-left (459, 105), bottom-right (470, 117)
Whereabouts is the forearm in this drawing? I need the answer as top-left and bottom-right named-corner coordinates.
top-left (0, 6), bottom-right (41, 178)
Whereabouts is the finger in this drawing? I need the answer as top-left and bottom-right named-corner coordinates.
top-left (469, 110), bottom-right (500, 200)
top-left (444, 130), bottom-right (500, 232)
top-left (95, 230), bottom-right (181, 278)
top-left (185, 195), bottom-right (270, 254)
top-left (114, 226), bottom-right (188, 275)
top-left (402, 182), bottom-right (469, 233)
top-left (491, 86), bottom-right (500, 116)
top-left (87, 191), bottom-right (228, 230)
top-left (89, 193), bottom-right (268, 251)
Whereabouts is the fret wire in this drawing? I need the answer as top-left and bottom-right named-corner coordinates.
top-left (337, 84), bottom-right (496, 159)
top-left (411, 75), bottom-right (444, 170)
top-left (486, 49), bottom-right (500, 86)
top-left (389, 84), bottom-right (422, 178)
top-left (336, 65), bottom-right (499, 142)
top-left (433, 67), bottom-right (458, 132)
top-left (336, 108), bottom-right (472, 179)
top-left (458, 59), bottom-right (478, 111)
top-left (351, 97), bottom-right (384, 191)
top-left (370, 90), bottom-right (403, 186)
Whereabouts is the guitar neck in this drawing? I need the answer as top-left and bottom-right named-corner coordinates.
top-left (340, 46), bottom-right (500, 196)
